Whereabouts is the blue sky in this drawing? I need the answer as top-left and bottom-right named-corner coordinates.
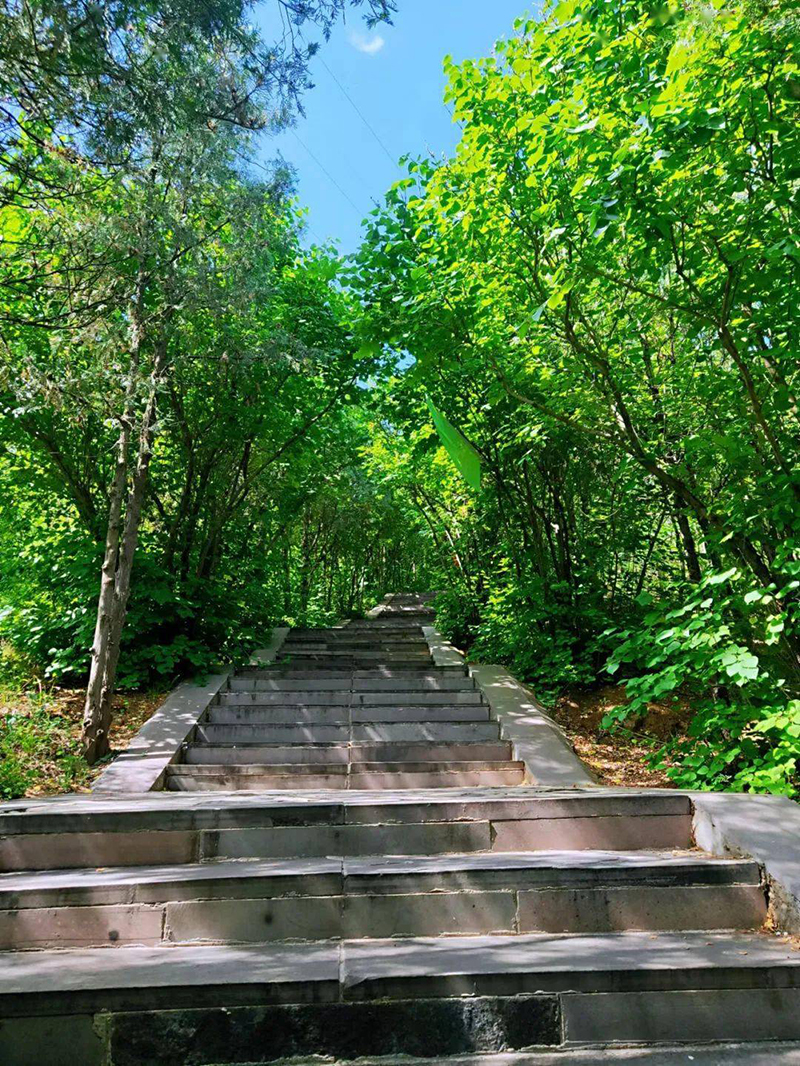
top-left (254, 1), bottom-right (536, 252)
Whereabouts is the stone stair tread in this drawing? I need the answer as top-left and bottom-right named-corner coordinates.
top-left (3, 932), bottom-right (798, 1005)
top-left (168, 761), bottom-right (524, 774)
top-left (0, 787), bottom-right (691, 829)
top-left (0, 850), bottom-right (759, 901)
top-left (341, 931), bottom-right (800, 992)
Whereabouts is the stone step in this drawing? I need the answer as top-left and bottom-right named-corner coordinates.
top-left (239, 666), bottom-right (468, 679)
top-left (0, 788), bottom-right (692, 830)
top-left (166, 766), bottom-right (527, 791)
top-left (210, 1047), bottom-right (800, 1066)
top-left (208, 705), bottom-right (492, 725)
top-left (3, 932), bottom-right (800, 1060)
top-left (0, 790), bottom-right (695, 870)
top-left (194, 723), bottom-right (502, 746)
top-left (283, 638), bottom-right (431, 648)
top-left (278, 659), bottom-right (436, 671)
top-left (0, 851), bottom-right (760, 908)
top-left (229, 677), bottom-right (477, 692)
top-left (282, 645), bottom-right (432, 657)
top-left (169, 760), bottom-right (523, 776)
top-left (217, 690), bottom-right (484, 706)
top-left (0, 853), bottom-right (765, 950)
top-left (184, 741), bottom-right (514, 765)
top-left (285, 643), bottom-right (433, 652)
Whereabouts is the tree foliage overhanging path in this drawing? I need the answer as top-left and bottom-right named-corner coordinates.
top-left (0, 0), bottom-right (798, 796)
top-left (351, 0), bottom-right (800, 794)
top-left (0, 0), bottom-right (399, 761)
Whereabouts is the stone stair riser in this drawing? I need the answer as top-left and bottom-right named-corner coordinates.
top-left (228, 677), bottom-right (477, 692)
top-left (167, 769), bottom-right (526, 790)
top-left (218, 691), bottom-right (484, 706)
top-left (207, 706), bottom-right (491, 724)
top-left (183, 742), bottom-right (514, 764)
top-left (193, 723), bottom-right (501, 744)
top-left (0, 883), bottom-right (765, 950)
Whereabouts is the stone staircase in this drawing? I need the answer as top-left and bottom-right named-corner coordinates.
top-left (0, 594), bottom-right (799, 1065)
top-left (168, 594), bottom-right (525, 790)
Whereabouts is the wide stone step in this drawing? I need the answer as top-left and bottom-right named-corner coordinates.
top-left (208, 705), bottom-right (491, 725)
top-left (166, 766), bottom-right (527, 791)
top-left (0, 853), bottom-right (765, 950)
top-left (239, 666), bottom-right (468, 679)
top-left (0, 851), bottom-right (760, 907)
top-left (282, 646), bottom-right (432, 657)
top-left (194, 723), bottom-right (501, 745)
top-left (283, 637), bottom-right (431, 648)
top-left (217, 690), bottom-right (484, 706)
top-left (3, 932), bottom-right (800, 1059)
top-left (184, 741), bottom-right (514, 766)
top-left (0, 790), bottom-right (695, 870)
top-left (229, 677), bottom-right (477, 692)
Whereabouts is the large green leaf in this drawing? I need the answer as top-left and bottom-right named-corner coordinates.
top-left (426, 397), bottom-right (482, 491)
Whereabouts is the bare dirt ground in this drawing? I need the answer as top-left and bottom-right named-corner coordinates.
top-left (549, 682), bottom-right (692, 789)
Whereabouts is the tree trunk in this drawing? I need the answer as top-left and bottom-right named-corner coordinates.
top-left (82, 290), bottom-right (145, 763)
top-left (82, 330), bottom-right (168, 763)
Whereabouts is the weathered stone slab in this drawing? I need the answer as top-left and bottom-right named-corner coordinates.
top-left (0, 857), bottom-right (343, 908)
top-left (0, 830), bottom-right (197, 872)
top-left (692, 792), bottom-right (800, 934)
top-left (91, 672), bottom-right (230, 794)
top-left (166, 894), bottom-right (343, 943)
top-left (342, 890), bottom-right (516, 938)
top-left (342, 851), bottom-right (761, 894)
top-left (0, 903), bottom-right (164, 948)
top-left (340, 930), bottom-right (800, 1000)
top-left (194, 724), bottom-right (350, 744)
top-left (422, 626), bottom-right (467, 667)
top-left (563, 988), bottom-right (800, 1044)
top-left (491, 815), bottom-right (693, 852)
top-left (0, 942), bottom-right (341, 1015)
top-left (351, 723), bottom-right (500, 743)
top-left (105, 995), bottom-right (560, 1065)
top-left (516, 884), bottom-right (766, 933)
top-left (208, 705), bottom-right (351, 724)
top-left (204, 821), bottom-right (492, 860)
top-left (350, 705), bottom-right (490, 722)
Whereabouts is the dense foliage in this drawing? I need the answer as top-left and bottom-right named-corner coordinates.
top-left (354, 0), bottom-right (800, 794)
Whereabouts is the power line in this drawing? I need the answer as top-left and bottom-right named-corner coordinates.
top-left (290, 129), bottom-right (362, 216)
top-left (317, 56), bottom-right (398, 169)
top-left (233, 147), bottom-right (326, 245)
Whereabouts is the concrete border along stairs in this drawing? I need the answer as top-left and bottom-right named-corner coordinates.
top-left (0, 594), bottom-right (799, 1065)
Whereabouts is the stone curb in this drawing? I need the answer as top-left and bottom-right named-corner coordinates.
top-left (91, 673), bottom-right (230, 794)
top-left (468, 664), bottom-right (597, 789)
top-left (250, 627), bottom-right (290, 665)
top-left (422, 626), bottom-right (466, 667)
top-left (691, 792), bottom-right (800, 934)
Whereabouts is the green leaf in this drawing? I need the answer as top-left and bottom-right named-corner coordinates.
top-left (425, 397), bottom-right (482, 492)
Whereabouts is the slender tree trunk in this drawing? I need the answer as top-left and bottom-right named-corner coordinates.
top-left (82, 329), bottom-right (168, 762)
top-left (82, 289), bottom-right (145, 762)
